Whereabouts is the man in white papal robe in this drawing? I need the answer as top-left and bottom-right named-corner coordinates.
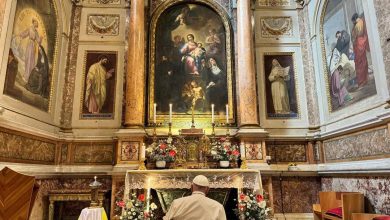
top-left (163, 175), bottom-right (227, 220)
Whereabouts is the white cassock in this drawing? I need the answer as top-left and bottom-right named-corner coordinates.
top-left (163, 191), bottom-right (227, 220)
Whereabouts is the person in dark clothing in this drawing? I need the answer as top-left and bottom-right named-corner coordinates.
top-left (335, 30), bottom-right (351, 58)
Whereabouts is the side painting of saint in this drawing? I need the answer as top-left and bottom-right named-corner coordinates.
top-left (81, 51), bottom-right (117, 119)
top-left (4, 0), bottom-right (58, 111)
top-left (150, 2), bottom-right (233, 121)
top-left (264, 54), bottom-right (298, 119)
top-left (322, 0), bottom-right (376, 112)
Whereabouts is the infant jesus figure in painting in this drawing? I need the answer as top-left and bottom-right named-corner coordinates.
top-left (182, 80), bottom-right (205, 111)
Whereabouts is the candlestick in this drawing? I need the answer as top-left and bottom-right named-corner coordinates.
top-left (225, 104), bottom-right (229, 124)
top-left (211, 104), bottom-right (215, 123)
top-left (240, 142), bottom-right (246, 159)
top-left (138, 143), bottom-right (147, 170)
top-left (153, 103), bottom-right (157, 123)
top-left (169, 103), bottom-right (172, 123)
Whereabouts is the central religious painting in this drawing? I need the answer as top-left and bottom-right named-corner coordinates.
top-left (149, 1), bottom-right (234, 124)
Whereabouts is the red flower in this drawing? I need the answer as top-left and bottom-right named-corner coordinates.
top-left (169, 150), bottom-right (176, 157)
top-left (256, 194), bottom-right (264, 202)
top-left (116, 200), bottom-right (125, 208)
top-left (160, 144), bottom-right (167, 150)
top-left (239, 193), bottom-right (245, 201)
top-left (239, 204), bottom-right (246, 211)
top-left (220, 137), bottom-right (226, 141)
top-left (227, 151), bottom-right (232, 155)
top-left (138, 194), bottom-right (145, 201)
top-left (232, 150), bottom-right (239, 156)
top-left (144, 211), bottom-right (150, 217)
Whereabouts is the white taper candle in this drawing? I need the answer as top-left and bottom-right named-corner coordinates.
top-left (153, 103), bottom-right (157, 123)
top-left (140, 143), bottom-right (146, 159)
top-left (169, 103), bottom-right (172, 123)
top-left (225, 104), bottom-right (229, 124)
top-left (211, 104), bottom-right (215, 123)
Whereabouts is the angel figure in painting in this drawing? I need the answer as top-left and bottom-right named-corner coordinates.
top-left (84, 55), bottom-right (114, 114)
top-left (268, 59), bottom-right (291, 114)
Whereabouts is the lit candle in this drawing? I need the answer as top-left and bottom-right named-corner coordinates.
top-left (211, 104), bottom-right (215, 123)
top-left (140, 143), bottom-right (146, 159)
top-left (169, 103), bottom-right (172, 123)
top-left (225, 104), bottom-right (229, 124)
top-left (240, 142), bottom-right (246, 159)
top-left (153, 103), bottom-right (157, 123)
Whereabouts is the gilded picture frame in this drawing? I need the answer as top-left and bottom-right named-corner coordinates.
top-left (148, 0), bottom-right (234, 126)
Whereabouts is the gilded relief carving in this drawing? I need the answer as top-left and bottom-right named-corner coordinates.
top-left (88, 0), bottom-right (121, 4)
top-left (260, 17), bottom-right (293, 38)
top-left (87, 14), bottom-right (120, 36)
top-left (0, 130), bottom-right (56, 163)
top-left (324, 127), bottom-right (390, 161)
top-left (72, 143), bottom-right (113, 164)
top-left (258, 0), bottom-right (290, 7)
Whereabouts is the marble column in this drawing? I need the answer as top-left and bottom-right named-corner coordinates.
top-left (125, 0), bottom-right (145, 127)
top-left (236, 0), bottom-right (259, 127)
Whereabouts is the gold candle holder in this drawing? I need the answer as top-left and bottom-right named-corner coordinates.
top-left (138, 158), bottom-right (147, 170)
top-left (240, 158), bottom-right (248, 169)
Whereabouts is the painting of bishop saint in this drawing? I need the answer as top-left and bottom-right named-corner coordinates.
top-left (322, 0), bottom-right (376, 112)
top-left (81, 51), bottom-right (117, 119)
top-left (152, 3), bottom-right (233, 118)
top-left (4, 0), bottom-right (57, 111)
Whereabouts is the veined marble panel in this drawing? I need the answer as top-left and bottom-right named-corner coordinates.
top-left (323, 127), bottom-right (390, 161)
top-left (373, 0), bottom-right (390, 93)
top-left (266, 143), bottom-right (307, 163)
top-left (0, 130), bottom-right (56, 163)
top-left (272, 177), bottom-right (321, 213)
top-left (322, 177), bottom-right (390, 214)
top-left (0, 0), bottom-right (6, 34)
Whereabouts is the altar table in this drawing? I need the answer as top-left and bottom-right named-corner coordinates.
top-left (124, 169), bottom-right (263, 200)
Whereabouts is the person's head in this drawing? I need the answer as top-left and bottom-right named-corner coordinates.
top-left (187, 34), bottom-right (195, 42)
top-left (190, 80), bottom-right (198, 87)
top-left (337, 65), bottom-right (343, 72)
top-left (209, 29), bottom-right (216, 35)
top-left (162, 55), bottom-right (168, 61)
top-left (208, 57), bottom-right (217, 66)
top-left (32, 18), bottom-right (38, 28)
top-left (272, 59), bottom-right (280, 67)
top-left (335, 31), bottom-right (341, 39)
top-left (351, 13), bottom-right (359, 24)
top-left (98, 55), bottom-right (109, 65)
top-left (191, 175), bottom-right (210, 194)
top-left (197, 43), bottom-right (203, 48)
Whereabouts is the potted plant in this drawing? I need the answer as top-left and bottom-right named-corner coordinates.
top-left (210, 138), bottom-right (240, 168)
top-left (235, 191), bottom-right (271, 220)
top-left (116, 193), bottom-right (158, 220)
top-left (287, 162), bottom-right (298, 171)
top-left (146, 138), bottom-right (177, 168)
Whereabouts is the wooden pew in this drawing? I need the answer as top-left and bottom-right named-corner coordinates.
top-left (352, 213), bottom-right (390, 220)
top-left (313, 192), bottom-right (364, 220)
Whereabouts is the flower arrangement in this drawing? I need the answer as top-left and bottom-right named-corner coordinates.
top-left (146, 138), bottom-right (177, 162)
top-left (210, 138), bottom-right (240, 161)
top-left (116, 193), bottom-right (158, 220)
top-left (235, 192), bottom-right (271, 220)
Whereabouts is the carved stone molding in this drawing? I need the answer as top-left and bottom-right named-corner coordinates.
top-left (257, 0), bottom-right (290, 7)
top-left (87, 14), bottom-right (120, 36)
top-left (260, 16), bottom-right (293, 38)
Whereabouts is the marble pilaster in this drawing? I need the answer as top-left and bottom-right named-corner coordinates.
top-left (124, 0), bottom-right (145, 127)
top-left (236, 0), bottom-right (260, 127)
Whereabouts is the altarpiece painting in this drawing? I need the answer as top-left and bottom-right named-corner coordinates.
top-left (3, 0), bottom-right (58, 111)
top-left (321, 0), bottom-right (376, 112)
top-left (149, 1), bottom-right (234, 123)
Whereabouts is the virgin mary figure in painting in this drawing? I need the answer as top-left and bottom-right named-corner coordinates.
top-left (18, 18), bottom-right (42, 82)
top-left (268, 59), bottom-right (291, 114)
top-left (180, 34), bottom-right (199, 75)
